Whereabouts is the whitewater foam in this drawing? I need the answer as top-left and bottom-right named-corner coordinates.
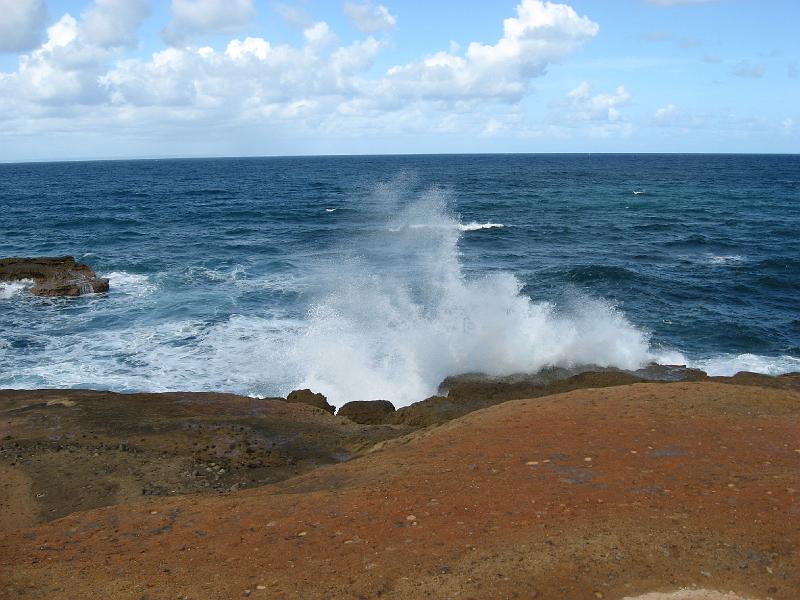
top-left (101, 271), bottom-right (157, 297)
top-left (691, 353), bottom-right (800, 376)
top-left (0, 280), bottom-right (33, 299)
top-left (459, 222), bottom-right (505, 231)
top-left (705, 254), bottom-right (745, 265)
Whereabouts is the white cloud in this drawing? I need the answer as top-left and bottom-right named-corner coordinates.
top-left (12, 14), bottom-right (112, 104)
top-left (564, 81), bottom-right (630, 121)
top-left (81, 0), bottom-right (150, 48)
top-left (654, 103), bottom-right (680, 125)
top-left (303, 22), bottom-right (336, 48)
top-left (788, 62), bottom-right (798, 78)
top-left (101, 29), bottom-right (384, 113)
top-left (344, 2), bottom-right (396, 34)
top-left (0, 0), bottom-right (606, 150)
top-left (542, 81), bottom-right (633, 138)
top-left (162, 0), bottom-right (256, 46)
top-left (0, 0), bottom-right (47, 53)
top-left (731, 62), bottom-right (765, 78)
top-left (377, 0), bottom-right (598, 103)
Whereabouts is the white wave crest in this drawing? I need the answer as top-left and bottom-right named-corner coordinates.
top-left (0, 279), bottom-right (34, 299)
top-left (459, 222), bottom-right (505, 231)
top-left (691, 353), bottom-right (800, 377)
top-left (101, 271), bottom-right (157, 297)
top-left (705, 254), bottom-right (744, 265)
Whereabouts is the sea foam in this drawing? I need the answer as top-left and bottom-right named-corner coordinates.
top-left (459, 222), bottom-right (505, 231)
top-left (0, 280), bottom-right (34, 299)
top-left (691, 353), bottom-right (800, 377)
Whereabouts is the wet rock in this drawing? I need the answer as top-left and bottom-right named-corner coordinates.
top-left (721, 371), bottom-right (800, 390)
top-left (632, 363), bottom-right (708, 381)
top-left (285, 389), bottom-right (335, 414)
top-left (338, 400), bottom-right (396, 424)
top-left (0, 256), bottom-right (109, 297)
top-left (393, 370), bottom-right (646, 427)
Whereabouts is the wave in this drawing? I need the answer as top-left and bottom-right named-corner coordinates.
top-left (459, 222), bottom-right (504, 231)
top-left (101, 271), bottom-right (157, 297)
top-left (704, 254), bottom-right (745, 265)
top-left (281, 182), bottom-right (681, 406)
top-left (691, 353), bottom-right (800, 376)
top-left (0, 280), bottom-right (33, 300)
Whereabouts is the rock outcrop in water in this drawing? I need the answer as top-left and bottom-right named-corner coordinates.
top-left (0, 256), bottom-right (109, 297)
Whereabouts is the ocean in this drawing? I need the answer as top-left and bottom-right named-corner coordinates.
top-left (1, 154), bottom-right (798, 407)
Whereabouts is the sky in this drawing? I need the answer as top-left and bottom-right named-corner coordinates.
top-left (0, 0), bottom-right (798, 161)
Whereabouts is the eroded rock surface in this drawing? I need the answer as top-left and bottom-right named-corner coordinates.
top-left (0, 390), bottom-right (410, 529)
top-left (285, 388), bottom-right (335, 414)
top-left (0, 256), bottom-right (109, 297)
top-left (2, 382), bottom-right (798, 599)
top-left (338, 399), bottom-right (396, 424)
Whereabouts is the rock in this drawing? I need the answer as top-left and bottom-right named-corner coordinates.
top-left (337, 400), bottom-right (396, 424)
top-left (721, 371), bottom-right (800, 390)
top-left (633, 363), bottom-right (708, 382)
top-left (285, 389), bottom-right (335, 414)
top-left (392, 370), bottom-right (647, 427)
top-left (0, 256), bottom-right (109, 297)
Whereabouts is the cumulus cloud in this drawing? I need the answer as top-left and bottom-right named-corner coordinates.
top-left (789, 61), bottom-right (798, 78)
top-left (540, 81), bottom-right (632, 138)
top-left (0, 0), bottom-right (608, 149)
top-left (81, 0), bottom-right (150, 48)
top-left (564, 81), bottom-right (630, 122)
top-left (162, 0), bottom-right (256, 46)
top-left (0, 0), bottom-right (48, 53)
top-left (344, 2), bottom-right (397, 34)
top-left (377, 0), bottom-right (598, 102)
top-left (102, 27), bottom-right (382, 112)
top-left (11, 14), bottom-right (113, 104)
top-left (654, 103), bottom-right (681, 125)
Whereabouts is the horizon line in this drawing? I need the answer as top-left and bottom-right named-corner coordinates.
top-left (2, 151), bottom-right (799, 166)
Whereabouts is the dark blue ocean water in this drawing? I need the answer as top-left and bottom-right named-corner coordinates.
top-left (1, 154), bottom-right (798, 406)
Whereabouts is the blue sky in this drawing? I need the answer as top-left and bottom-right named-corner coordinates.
top-left (0, 0), bottom-right (798, 161)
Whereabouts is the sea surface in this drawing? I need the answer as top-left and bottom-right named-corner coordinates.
top-left (1, 154), bottom-right (799, 407)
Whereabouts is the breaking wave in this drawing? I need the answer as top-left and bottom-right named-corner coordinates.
top-left (285, 182), bottom-right (680, 406)
top-left (459, 222), bottom-right (505, 231)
